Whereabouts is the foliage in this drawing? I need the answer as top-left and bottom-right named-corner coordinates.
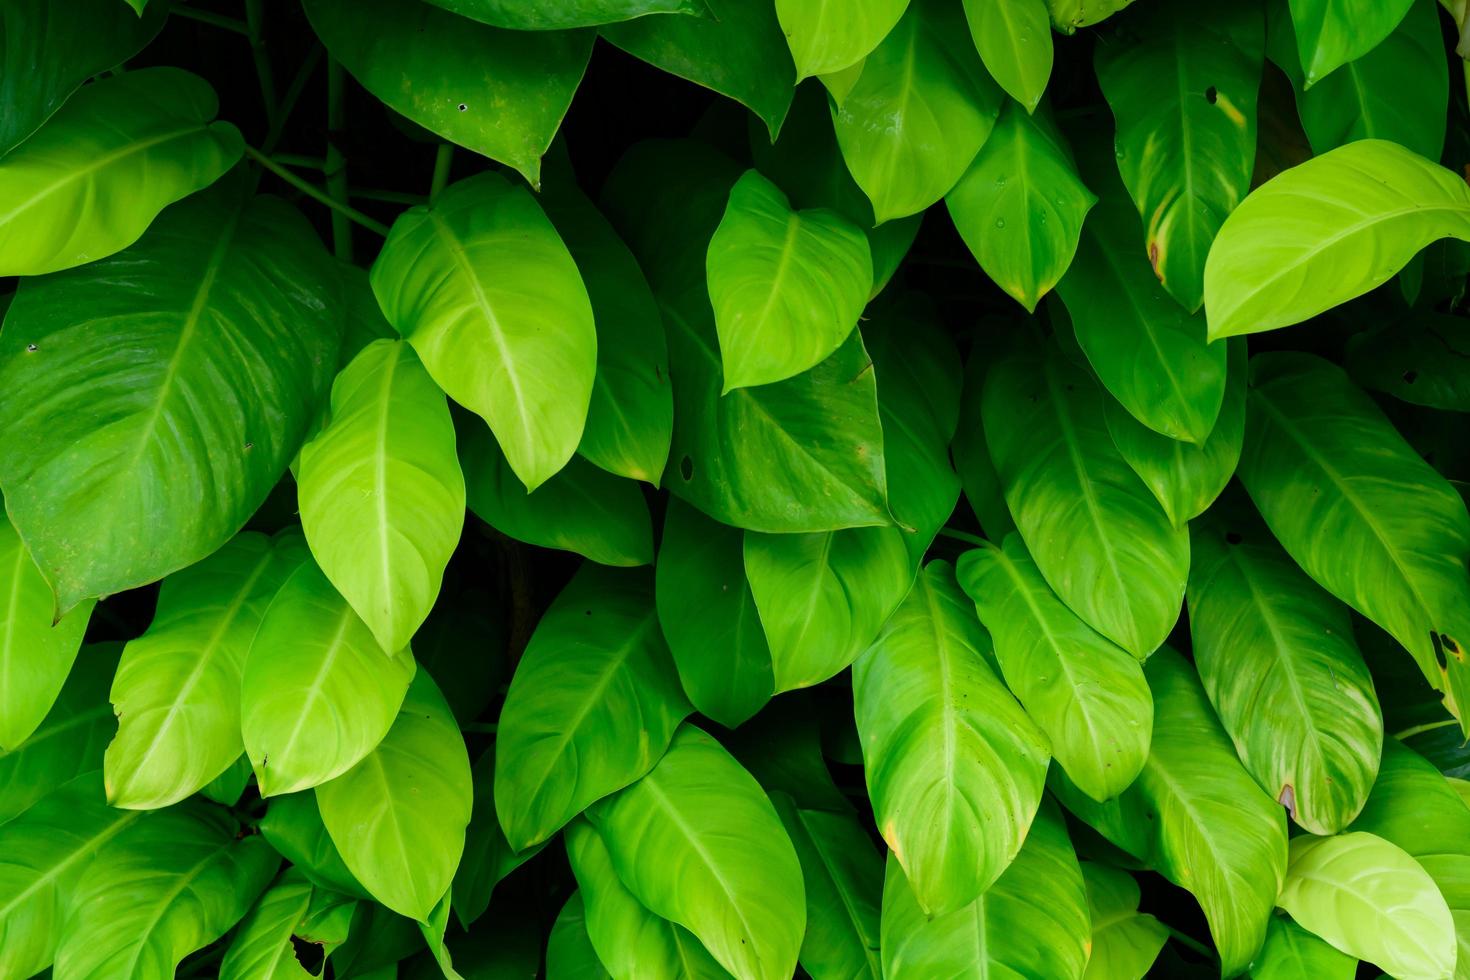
top-left (2, 0), bottom-right (1470, 977)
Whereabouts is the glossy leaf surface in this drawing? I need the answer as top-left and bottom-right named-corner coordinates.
top-left (1249, 915), bottom-right (1357, 980)
top-left (423, 0), bottom-right (698, 29)
top-left (1287, 0), bottom-right (1414, 86)
top-left (775, 0), bottom-right (908, 79)
top-left (1081, 863), bottom-right (1168, 980)
top-left (963, 0), bottom-right (1054, 112)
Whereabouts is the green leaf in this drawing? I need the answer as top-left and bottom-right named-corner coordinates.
top-left (706, 170), bottom-right (872, 391)
top-left (983, 342), bottom-right (1188, 657)
top-left (547, 892), bottom-right (612, 980)
top-left (371, 171), bottom-right (596, 492)
top-left (1102, 338), bottom-right (1246, 527)
top-left (0, 508), bottom-right (94, 751)
top-left (1345, 312), bottom-right (1470, 412)
top-left (655, 498), bottom-right (774, 728)
top-left (565, 817), bottom-right (728, 978)
top-left (1287, 0), bottom-right (1414, 86)
top-left (0, 67), bottom-right (242, 277)
top-left (495, 564), bottom-right (690, 850)
top-left (453, 748), bottom-right (546, 930)
top-left (1249, 915), bottom-right (1357, 980)
top-left (1237, 352), bottom-right (1470, 734)
top-left (1046, 0), bottom-right (1138, 32)
top-left (769, 793), bottom-right (883, 980)
top-left (1080, 863), bottom-right (1168, 980)
top-left (199, 754), bottom-right (253, 807)
top-left (421, 0), bottom-right (699, 29)
top-left (0, 183), bottom-right (342, 614)
top-left (833, 0), bottom-right (1003, 223)
top-left (539, 159), bottom-right (673, 485)
top-left (0, 0), bottom-right (166, 156)
top-left (220, 870), bottom-right (355, 980)
top-left (1269, 0), bottom-right (1447, 161)
top-left (241, 559), bottom-right (417, 797)
top-left (1055, 155), bottom-right (1227, 444)
top-left (962, 0), bottom-right (1053, 112)
top-left (1279, 832), bottom-right (1455, 979)
top-left (957, 533), bottom-right (1152, 802)
top-left (54, 802), bottom-right (279, 978)
top-left (298, 340), bottom-right (464, 655)
top-left (340, 264), bottom-right (398, 368)
top-left (946, 101), bottom-right (1095, 313)
top-left (303, 0), bottom-right (592, 186)
top-left (586, 724), bottom-right (805, 980)
top-left (460, 415), bottom-right (653, 568)
top-left (1352, 740), bottom-right (1470, 980)
top-left (0, 643), bottom-right (118, 825)
top-left (775, 0), bottom-right (907, 79)
top-left (601, 0), bottom-right (795, 140)
top-left (0, 773), bottom-right (144, 980)
top-left (1187, 498), bottom-right (1383, 834)
top-left (852, 560), bottom-right (1050, 915)
top-left (1094, 0), bottom-right (1264, 312)
top-left (1051, 648), bottom-right (1288, 977)
top-left (1203, 140), bottom-right (1470, 340)
top-left (105, 530), bottom-right (306, 809)
top-left (258, 792), bottom-right (368, 900)
top-left (316, 670), bottom-right (473, 922)
top-left (879, 799), bottom-right (1089, 979)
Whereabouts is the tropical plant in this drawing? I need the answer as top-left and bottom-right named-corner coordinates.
top-left (2, 0), bottom-right (1470, 977)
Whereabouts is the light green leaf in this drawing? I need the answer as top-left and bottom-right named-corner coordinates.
top-left (54, 802), bottom-right (279, 979)
top-left (655, 498), bottom-right (774, 728)
top-left (963, 0), bottom-right (1053, 111)
top-left (601, 0), bottom-right (795, 140)
top-left (1237, 352), bottom-right (1470, 734)
top-left (833, 0), bottom-right (1004, 223)
top-left (769, 793), bottom-right (883, 980)
top-left (0, 0), bottom-right (165, 156)
top-left (495, 564), bottom-right (690, 850)
top-left (241, 559), bottom-right (417, 797)
top-left (0, 182), bottom-right (341, 614)
top-left (303, 0), bottom-right (592, 186)
top-left (539, 158), bottom-right (673, 484)
top-left (587, 724), bottom-right (805, 980)
top-left (1051, 648), bottom-right (1288, 977)
top-left (957, 533), bottom-right (1152, 802)
top-left (299, 340), bottom-right (464, 655)
top-left (1352, 740), bottom-right (1470, 980)
top-left (1287, 0), bottom-right (1414, 86)
top-left (707, 169), bottom-right (871, 391)
top-left (0, 67), bottom-right (242, 277)
top-left (460, 415), bottom-right (653, 568)
top-left (1095, 0), bottom-right (1263, 312)
top-left (1188, 499), bottom-right (1383, 834)
top-left (566, 817), bottom-right (729, 979)
top-left (0, 773), bottom-right (143, 980)
top-left (200, 754), bottom-right (254, 807)
top-left (0, 508), bottom-right (94, 751)
top-left (946, 100), bottom-right (1095, 312)
top-left (1279, 832), bottom-right (1455, 980)
top-left (852, 560), bottom-right (1050, 915)
top-left (371, 171), bottom-right (596, 492)
top-left (1056, 155), bottom-right (1227, 444)
top-left (1080, 863), bottom-right (1168, 980)
top-left (547, 892), bottom-right (613, 980)
top-left (1103, 338), bottom-right (1245, 527)
top-left (220, 870), bottom-right (354, 980)
top-left (0, 643), bottom-right (117, 825)
top-left (317, 670), bottom-right (473, 922)
top-left (1249, 915), bottom-right (1357, 980)
top-left (983, 342), bottom-right (1188, 657)
top-left (1046, 0), bottom-right (1137, 32)
top-left (453, 748), bottom-right (547, 930)
top-left (1203, 140), bottom-right (1470, 341)
top-left (258, 792), bottom-right (367, 900)
top-left (1269, 0), bottom-right (1447, 160)
top-left (880, 799), bottom-right (1089, 979)
top-left (1345, 312), bottom-right (1470, 412)
top-left (105, 530), bottom-right (306, 809)
top-left (422, 0), bottom-right (699, 29)
top-left (776, 0), bottom-right (908, 79)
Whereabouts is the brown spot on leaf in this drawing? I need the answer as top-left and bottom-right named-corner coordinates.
top-left (1277, 783), bottom-right (1296, 816)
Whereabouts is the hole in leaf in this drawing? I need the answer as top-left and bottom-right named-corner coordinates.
top-left (1225, 532), bottom-right (1243, 545)
top-left (291, 936), bottom-right (326, 976)
top-left (1403, 369), bottom-right (1419, 384)
top-left (1433, 631), bottom-right (1449, 670)
top-left (458, 103), bottom-right (468, 112)
top-left (1204, 86), bottom-right (1218, 104)
top-left (679, 455), bottom-right (693, 481)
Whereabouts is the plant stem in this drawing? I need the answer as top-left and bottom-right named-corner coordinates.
top-left (325, 59), bottom-right (354, 261)
top-left (429, 144), bottom-right (454, 204)
top-left (262, 43), bottom-right (323, 154)
top-left (1165, 926), bottom-right (1218, 962)
top-left (270, 153), bottom-right (327, 171)
top-left (243, 145), bottom-right (390, 237)
top-left (350, 186), bottom-right (427, 206)
top-left (1392, 717), bottom-right (1461, 740)
top-left (168, 4), bottom-right (249, 34)
top-left (244, 0), bottom-right (278, 133)
top-left (936, 527), bottom-right (990, 548)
